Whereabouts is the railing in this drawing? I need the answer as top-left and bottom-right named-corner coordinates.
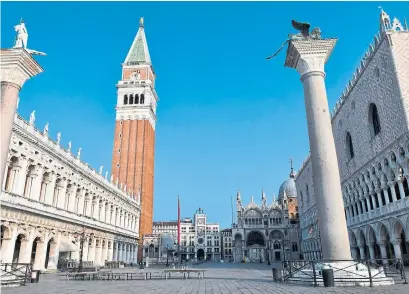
top-left (279, 259), bottom-right (408, 287)
top-left (0, 263), bottom-right (32, 287)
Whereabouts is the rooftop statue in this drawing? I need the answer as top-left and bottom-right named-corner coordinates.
top-left (266, 20), bottom-right (322, 60)
top-left (29, 110), bottom-right (36, 125)
top-left (13, 18), bottom-right (46, 56)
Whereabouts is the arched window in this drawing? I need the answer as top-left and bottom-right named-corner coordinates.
top-left (306, 184), bottom-right (310, 202)
top-left (369, 103), bottom-right (381, 137)
top-left (299, 191), bottom-right (304, 206)
top-left (123, 95), bottom-right (128, 105)
top-left (135, 94), bottom-right (139, 104)
top-left (346, 132), bottom-right (354, 159)
top-left (140, 94), bottom-right (145, 104)
top-left (129, 94), bottom-right (134, 104)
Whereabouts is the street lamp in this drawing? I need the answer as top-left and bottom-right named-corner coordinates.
top-left (73, 227), bottom-right (90, 273)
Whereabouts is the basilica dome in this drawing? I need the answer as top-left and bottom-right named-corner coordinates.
top-left (278, 168), bottom-right (297, 201)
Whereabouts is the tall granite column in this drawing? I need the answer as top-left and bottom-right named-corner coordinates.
top-left (284, 37), bottom-right (351, 260)
top-left (0, 48), bottom-right (43, 184)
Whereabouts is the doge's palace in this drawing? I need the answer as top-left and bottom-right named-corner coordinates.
top-left (0, 20), bottom-right (141, 272)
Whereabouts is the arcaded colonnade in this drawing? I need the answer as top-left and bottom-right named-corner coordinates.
top-left (1, 114), bottom-right (141, 271)
top-left (0, 223), bottom-right (138, 270)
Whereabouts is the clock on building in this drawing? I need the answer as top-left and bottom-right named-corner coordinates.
top-left (198, 237), bottom-right (204, 245)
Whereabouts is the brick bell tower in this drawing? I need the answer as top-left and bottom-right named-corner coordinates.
top-left (111, 17), bottom-right (158, 261)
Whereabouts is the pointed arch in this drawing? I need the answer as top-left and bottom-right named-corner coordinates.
top-left (129, 94), bottom-right (134, 104)
top-left (346, 132), bottom-right (355, 159)
top-left (369, 103), bottom-right (381, 137)
top-left (140, 94), bottom-right (145, 104)
top-left (123, 95), bottom-right (128, 105)
top-left (135, 94), bottom-right (139, 104)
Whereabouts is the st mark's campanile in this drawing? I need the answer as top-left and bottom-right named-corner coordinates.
top-left (111, 17), bottom-right (158, 261)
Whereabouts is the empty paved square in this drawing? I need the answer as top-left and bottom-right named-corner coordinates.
top-left (2, 263), bottom-right (408, 294)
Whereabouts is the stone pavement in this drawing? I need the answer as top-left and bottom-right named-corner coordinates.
top-left (2, 263), bottom-right (408, 294)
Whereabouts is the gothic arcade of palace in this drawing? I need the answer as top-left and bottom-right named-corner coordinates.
top-left (0, 18), bottom-right (157, 269)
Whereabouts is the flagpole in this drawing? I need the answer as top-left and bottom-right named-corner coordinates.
top-left (231, 195), bottom-right (234, 227)
top-left (177, 195), bottom-right (181, 266)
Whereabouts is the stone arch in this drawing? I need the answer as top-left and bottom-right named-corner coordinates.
top-left (23, 164), bottom-right (37, 198)
top-left (246, 231), bottom-right (265, 247)
top-left (366, 225), bottom-right (377, 245)
top-left (269, 230), bottom-right (284, 241)
top-left (349, 230), bottom-right (357, 246)
top-left (11, 233), bottom-right (27, 263)
top-left (4, 156), bottom-right (20, 192)
top-left (391, 218), bottom-right (406, 241)
top-left (376, 221), bottom-right (391, 243)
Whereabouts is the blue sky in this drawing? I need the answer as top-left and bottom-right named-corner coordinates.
top-left (2, 2), bottom-right (408, 228)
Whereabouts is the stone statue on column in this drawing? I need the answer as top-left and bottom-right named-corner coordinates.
top-left (99, 166), bottom-right (103, 175)
top-left (13, 18), bottom-right (46, 56)
top-left (67, 141), bottom-right (72, 152)
top-left (1, 20), bottom-right (44, 184)
top-left (283, 20), bottom-right (350, 261)
top-left (273, 19), bottom-right (394, 285)
top-left (77, 148), bottom-right (81, 159)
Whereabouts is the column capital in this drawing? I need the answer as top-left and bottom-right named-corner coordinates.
top-left (1, 48), bottom-right (43, 88)
top-left (285, 38), bottom-right (337, 79)
top-left (391, 239), bottom-right (401, 246)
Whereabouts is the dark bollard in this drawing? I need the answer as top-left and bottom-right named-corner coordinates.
top-left (272, 268), bottom-right (279, 282)
top-left (322, 269), bottom-right (334, 287)
top-left (31, 270), bottom-right (41, 283)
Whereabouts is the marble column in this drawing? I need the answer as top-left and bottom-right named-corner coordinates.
top-left (388, 183), bottom-right (397, 202)
top-left (383, 188), bottom-right (391, 204)
top-left (33, 240), bottom-right (47, 271)
top-left (94, 240), bottom-right (102, 266)
top-left (392, 239), bottom-right (402, 259)
top-left (284, 36), bottom-right (350, 260)
top-left (82, 239), bottom-right (89, 261)
top-left (108, 241), bottom-right (114, 261)
top-left (16, 236), bottom-right (32, 264)
top-left (0, 234), bottom-right (16, 263)
top-left (350, 246), bottom-right (359, 260)
top-left (87, 239), bottom-right (96, 265)
top-left (118, 243), bottom-right (123, 261)
top-left (376, 190), bottom-right (383, 207)
top-left (102, 241), bottom-right (108, 265)
top-left (378, 241), bottom-right (389, 265)
top-left (358, 245), bottom-right (366, 260)
top-left (134, 245), bottom-right (138, 263)
top-left (112, 242), bottom-right (117, 261)
top-left (47, 237), bottom-right (61, 270)
top-left (398, 180), bottom-right (405, 199)
top-left (368, 244), bottom-right (376, 262)
top-left (1, 49), bottom-right (43, 186)
top-left (371, 194), bottom-right (377, 209)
